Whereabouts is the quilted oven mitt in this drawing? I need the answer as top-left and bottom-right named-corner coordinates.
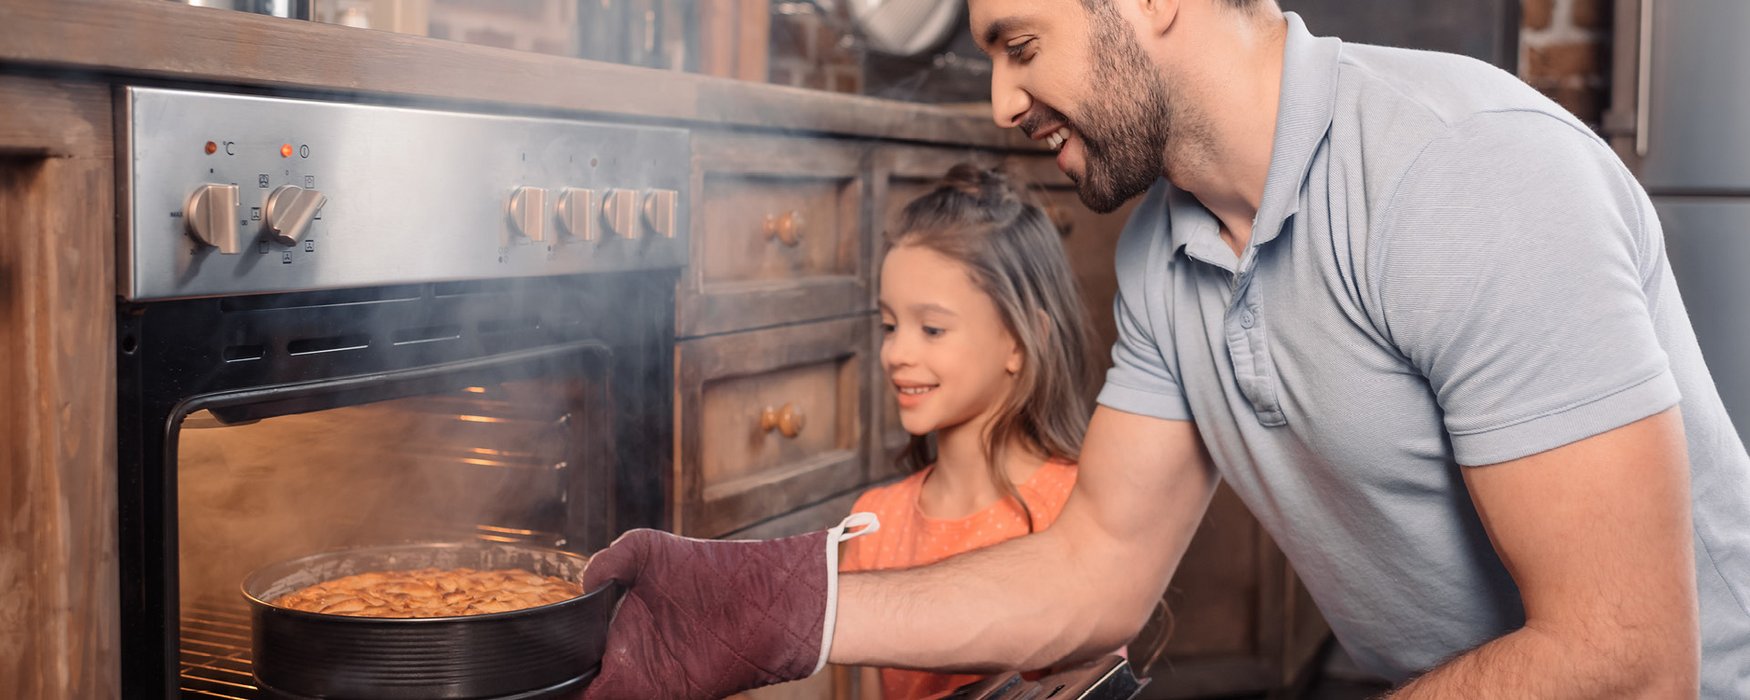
top-left (581, 514), bottom-right (877, 700)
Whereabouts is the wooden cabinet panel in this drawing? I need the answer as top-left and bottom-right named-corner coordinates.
top-left (678, 317), bottom-right (870, 537)
top-left (0, 75), bottom-right (120, 700)
top-left (682, 132), bottom-right (873, 336)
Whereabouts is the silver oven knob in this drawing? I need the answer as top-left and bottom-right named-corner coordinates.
top-left (602, 188), bottom-right (639, 239)
top-left (183, 183), bottom-right (241, 254)
top-left (643, 189), bottom-right (678, 239)
top-left (264, 185), bottom-right (328, 246)
top-left (506, 186), bottom-right (548, 243)
top-left (555, 187), bottom-right (599, 242)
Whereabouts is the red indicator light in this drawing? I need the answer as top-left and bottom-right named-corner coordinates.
top-left (204, 141), bottom-right (218, 155)
top-left (280, 144), bottom-right (294, 158)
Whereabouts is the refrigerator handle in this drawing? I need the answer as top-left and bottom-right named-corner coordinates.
top-left (1635, 0), bottom-right (1653, 157)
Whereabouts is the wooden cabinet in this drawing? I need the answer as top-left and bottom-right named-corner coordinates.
top-left (676, 316), bottom-right (872, 537)
top-left (0, 75), bottom-right (122, 700)
top-left (681, 131), bottom-right (874, 337)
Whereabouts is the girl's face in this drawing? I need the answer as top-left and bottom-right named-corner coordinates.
top-left (879, 243), bottom-right (1023, 437)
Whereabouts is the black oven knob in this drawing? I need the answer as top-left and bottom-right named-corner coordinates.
top-left (264, 184), bottom-right (328, 247)
top-left (183, 183), bottom-right (242, 254)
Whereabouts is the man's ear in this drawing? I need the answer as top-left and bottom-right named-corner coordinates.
top-left (1132, 0), bottom-right (1183, 39)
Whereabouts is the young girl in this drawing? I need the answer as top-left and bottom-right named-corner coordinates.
top-left (841, 164), bottom-right (1103, 699)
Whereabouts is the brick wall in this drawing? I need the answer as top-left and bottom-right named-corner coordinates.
top-left (1521, 0), bottom-right (1613, 128)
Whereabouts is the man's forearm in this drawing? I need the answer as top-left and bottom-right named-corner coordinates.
top-left (826, 411), bottom-right (1219, 674)
top-left (1388, 622), bottom-right (1698, 699)
top-left (828, 524), bottom-right (1147, 673)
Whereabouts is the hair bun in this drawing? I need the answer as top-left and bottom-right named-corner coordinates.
top-left (939, 163), bottom-right (1020, 210)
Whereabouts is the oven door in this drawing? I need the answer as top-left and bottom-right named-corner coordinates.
top-left (117, 273), bottom-right (674, 699)
top-left (174, 345), bottom-right (612, 699)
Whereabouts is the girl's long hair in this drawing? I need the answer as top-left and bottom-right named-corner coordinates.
top-left (886, 164), bottom-right (1100, 533)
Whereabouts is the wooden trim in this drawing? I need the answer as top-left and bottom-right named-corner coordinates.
top-left (0, 75), bottom-right (119, 700)
top-left (0, 0), bottom-right (1040, 150)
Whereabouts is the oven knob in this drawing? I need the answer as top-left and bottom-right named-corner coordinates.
top-left (555, 187), bottom-right (599, 242)
top-left (602, 188), bottom-right (638, 239)
top-left (183, 183), bottom-right (242, 254)
top-left (264, 185), bottom-right (328, 246)
top-left (642, 189), bottom-right (678, 239)
top-left (506, 186), bottom-right (548, 243)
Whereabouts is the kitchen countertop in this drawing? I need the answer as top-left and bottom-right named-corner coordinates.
top-left (0, 0), bottom-right (1033, 150)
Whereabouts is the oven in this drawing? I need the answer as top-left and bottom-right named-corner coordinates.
top-left (114, 87), bottom-right (688, 699)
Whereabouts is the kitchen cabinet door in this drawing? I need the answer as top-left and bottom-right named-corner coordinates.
top-left (676, 316), bottom-right (871, 537)
top-left (682, 131), bottom-right (874, 337)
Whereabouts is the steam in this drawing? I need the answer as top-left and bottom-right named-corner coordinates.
top-left (176, 378), bottom-right (582, 609)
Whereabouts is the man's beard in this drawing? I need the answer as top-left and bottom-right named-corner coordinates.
top-left (1060, 13), bottom-right (1176, 213)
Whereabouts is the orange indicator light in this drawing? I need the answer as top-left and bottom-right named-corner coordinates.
top-left (204, 141), bottom-right (218, 155)
top-left (280, 143), bottom-right (294, 158)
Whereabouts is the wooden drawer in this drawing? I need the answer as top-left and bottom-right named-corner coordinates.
top-left (681, 132), bottom-right (874, 337)
top-left (677, 316), bottom-right (871, 537)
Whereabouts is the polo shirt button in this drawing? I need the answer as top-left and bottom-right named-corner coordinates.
top-left (1240, 309), bottom-right (1256, 328)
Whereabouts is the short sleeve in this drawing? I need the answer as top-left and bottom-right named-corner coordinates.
top-left (1097, 183), bottom-right (1194, 422)
top-left (1373, 111), bottom-right (1680, 466)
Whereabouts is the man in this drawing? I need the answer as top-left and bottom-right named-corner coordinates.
top-left (582, 0), bottom-right (1750, 697)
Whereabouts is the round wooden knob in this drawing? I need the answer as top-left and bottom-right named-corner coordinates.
top-left (763, 210), bottom-right (804, 247)
top-left (759, 403), bottom-right (805, 438)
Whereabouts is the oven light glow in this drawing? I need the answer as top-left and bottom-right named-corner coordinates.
top-left (478, 524), bottom-right (539, 536)
top-left (476, 534), bottom-right (520, 544)
top-left (280, 143), bottom-right (294, 158)
top-left (463, 386), bottom-right (487, 393)
top-left (455, 415), bottom-right (506, 423)
top-left (459, 457), bottom-right (513, 468)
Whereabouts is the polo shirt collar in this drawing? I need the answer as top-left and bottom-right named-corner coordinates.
top-left (1253, 12), bottom-right (1341, 248)
top-left (1170, 12), bottom-right (1341, 260)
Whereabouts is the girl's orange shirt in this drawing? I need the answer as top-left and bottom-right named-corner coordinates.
top-left (840, 460), bottom-right (1079, 700)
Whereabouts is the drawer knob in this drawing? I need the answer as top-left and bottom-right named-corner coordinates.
top-left (759, 403), bottom-right (805, 439)
top-left (763, 210), bottom-right (805, 247)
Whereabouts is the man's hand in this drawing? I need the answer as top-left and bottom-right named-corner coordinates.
top-left (580, 528), bottom-right (835, 700)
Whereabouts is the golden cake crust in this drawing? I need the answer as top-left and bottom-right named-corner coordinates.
top-left (272, 567), bottom-right (583, 617)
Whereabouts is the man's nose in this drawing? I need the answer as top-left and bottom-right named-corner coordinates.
top-left (990, 64), bottom-right (1031, 130)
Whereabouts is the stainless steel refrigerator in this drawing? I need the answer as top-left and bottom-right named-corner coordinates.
top-left (1608, 0), bottom-right (1750, 439)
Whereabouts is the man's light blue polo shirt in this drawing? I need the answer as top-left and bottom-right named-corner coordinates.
top-left (1097, 13), bottom-right (1750, 693)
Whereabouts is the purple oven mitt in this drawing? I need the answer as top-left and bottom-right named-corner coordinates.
top-left (581, 513), bottom-right (878, 700)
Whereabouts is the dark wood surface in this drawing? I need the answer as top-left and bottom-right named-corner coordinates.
top-left (0, 74), bottom-right (120, 700)
top-left (0, 0), bottom-right (1037, 150)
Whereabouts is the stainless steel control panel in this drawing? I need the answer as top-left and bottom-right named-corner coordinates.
top-left (121, 87), bottom-right (689, 300)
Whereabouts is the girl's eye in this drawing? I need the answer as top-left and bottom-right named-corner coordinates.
top-left (922, 326), bottom-right (945, 337)
top-left (879, 322), bottom-right (896, 334)
top-left (1005, 38), bottom-right (1036, 62)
